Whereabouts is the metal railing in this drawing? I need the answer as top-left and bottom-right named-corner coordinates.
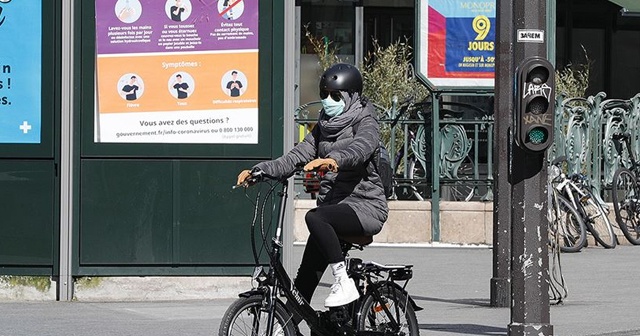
top-left (551, 92), bottom-right (640, 202)
top-left (293, 91), bottom-right (640, 241)
top-left (294, 97), bottom-right (494, 202)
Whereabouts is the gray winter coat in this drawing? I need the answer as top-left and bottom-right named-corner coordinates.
top-left (254, 93), bottom-right (388, 235)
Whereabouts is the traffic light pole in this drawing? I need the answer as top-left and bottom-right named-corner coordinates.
top-left (509, 149), bottom-right (553, 335)
top-left (508, 0), bottom-right (554, 335)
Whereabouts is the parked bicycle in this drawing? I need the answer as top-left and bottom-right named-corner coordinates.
top-left (549, 156), bottom-right (617, 249)
top-left (548, 157), bottom-right (588, 253)
top-left (611, 132), bottom-right (640, 245)
top-left (219, 168), bottom-right (421, 336)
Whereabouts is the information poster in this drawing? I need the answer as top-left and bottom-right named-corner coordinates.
top-left (95, 0), bottom-right (259, 144)
top-left (418, 0), bottom-right (495, 89)
top-left (0, 0), bottom-right (42, 144)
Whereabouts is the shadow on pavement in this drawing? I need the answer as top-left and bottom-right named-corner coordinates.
top-left (420, 323), bottom-right (506, 335)
top-left (412, 295), bottom-right (492, 308)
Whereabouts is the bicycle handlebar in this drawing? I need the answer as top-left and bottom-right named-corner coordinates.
top-left (549, 157), bottom-right (588, 185)
top-left (568, 173), bottom-right (587, 183)
top-left (233, 164), bottom-right (323, 189)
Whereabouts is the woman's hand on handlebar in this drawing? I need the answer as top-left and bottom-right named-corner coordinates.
top-left (235, 168), bottom-right (263, 188)
top-left (235, 160), bottom-right (334, 188)
top-left (304, 158), bottom-right (338, 173)
top-left (236, 170), bottom-right (252, 187)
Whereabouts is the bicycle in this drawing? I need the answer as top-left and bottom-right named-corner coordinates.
top-left (548, 157), bottom-right (587, 253)
top-left (611, 133), bottom-right (640, 245)
top-left (549, 156), bottom-right (617, 249)
top-left (219, 168), bottom-right (422, 336)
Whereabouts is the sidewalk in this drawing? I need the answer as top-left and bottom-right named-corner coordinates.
top-left (332, 244), bottom-right (640, 336)
top-left (0, 244), bottom-right (638, 336)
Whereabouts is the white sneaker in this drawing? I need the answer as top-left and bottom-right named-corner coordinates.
top-left (324, 277), bottom-right (359, 307)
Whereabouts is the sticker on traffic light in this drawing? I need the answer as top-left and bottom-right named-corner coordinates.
top-left (515, 57), bottom-right (555, 153)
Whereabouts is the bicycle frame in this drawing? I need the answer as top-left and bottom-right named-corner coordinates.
top-left (554, 165), bottom-right (617, 248)
top-left (250, 177), bottom-right (323, 335)
top-left (611, 133), bottom-right (640, 207)
top-left (610, 133), bottom-right (640, 244)
top-left (613, 133), bottom-right (640, 175)
top-left (555, 176), bottom-right (585, 214)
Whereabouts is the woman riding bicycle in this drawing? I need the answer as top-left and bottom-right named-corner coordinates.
top-left (237, 63), bottom-right (388, 308)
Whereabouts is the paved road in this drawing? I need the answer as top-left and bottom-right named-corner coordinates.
top-left (0, 244), bottom-right (639, 336)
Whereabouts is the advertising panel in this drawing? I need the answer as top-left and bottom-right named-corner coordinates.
top-left (0, 0), bottom-right (42, 144)
top-left (95, 0), bottom-right (259, 144)
top-left (418, 0), bottom-right (496, 89)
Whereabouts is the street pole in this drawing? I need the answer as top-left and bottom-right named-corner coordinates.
top-left (508, 0), bottom-right (554, 335)
top-left (491, 0), bottom-right (513, 308)
top-left (58, 0), bottom-right (75, 302)
top-left (509, 149), bottom-right (553, 336)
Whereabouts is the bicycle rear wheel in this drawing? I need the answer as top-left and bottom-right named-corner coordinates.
top-left (579, 191), bottom-right (617, 249)
top-left (551, 194), bottom-right (587, 253)
top-left (358, 284), bottom-right (420, 335)
top-left (612, 168), bottom-right (640, 245)
top-left (218, 295), bottom-right (298, 336)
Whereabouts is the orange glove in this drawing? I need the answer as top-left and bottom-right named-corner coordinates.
top-left (304, 158), bottom-right (338, 172)
top-left (236, 169), bottom-right (252, 187)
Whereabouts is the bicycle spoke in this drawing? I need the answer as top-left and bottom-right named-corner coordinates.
top-left (230, 306), bottom-right (260, 336)
top-left (550, 193), bottom-right (586, 252)
top-left (624, 202), bottom-right (640, 238)
top-left (582, 197), bottom-right (616, 248)
top-left (221, 296), bottom-right (294, 336)
top-left (612, 168), bottom-right (640, 245)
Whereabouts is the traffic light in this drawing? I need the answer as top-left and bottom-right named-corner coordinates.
top-left (514, 57), bottom-right (555, 153)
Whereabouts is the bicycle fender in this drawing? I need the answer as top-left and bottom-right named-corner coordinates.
top-left (406, 292), bottom-right (423, 311)
top-left (392, 282), bottom-right (423, 311)
top-left (238, 289), bottom-right (263, 298)
top-left (238, 290), bottom-right (295, 315)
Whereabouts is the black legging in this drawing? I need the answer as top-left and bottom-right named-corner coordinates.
top-left (293, 204), bottom-right (364, 303)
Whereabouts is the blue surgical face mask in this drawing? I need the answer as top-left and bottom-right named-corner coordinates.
top-left (322, 97), bottom-right (345, 117)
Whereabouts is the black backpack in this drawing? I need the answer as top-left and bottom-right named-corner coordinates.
top-left (352, 118), bottom-right (394, 199)
top-left (370, 141), bottom-right (394, 199)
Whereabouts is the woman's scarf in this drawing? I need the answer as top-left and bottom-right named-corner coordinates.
top-left (318, 92), bottom-right (366, 140)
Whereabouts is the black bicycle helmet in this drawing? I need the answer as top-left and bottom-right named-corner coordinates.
top-left (319, 63), bottom-right (363, 95)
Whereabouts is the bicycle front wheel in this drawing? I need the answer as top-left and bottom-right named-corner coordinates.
top-left (218, 295), bottom-right (298, 336)
top-left (612, 168), bottom-right (640, 245)
top-left (579, 192), bottom-right (617, 249)
top-left (552, 194), bottom-right (587, 253)
top-left (358, 284), bottom-right (420, 335)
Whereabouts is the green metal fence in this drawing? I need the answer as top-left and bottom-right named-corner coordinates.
top-left (294, 96), bottom-right (495, 202)
top-left (294, 91), bottom-right (640, 240)
top-left (551, 92), bottom-right (640, 201)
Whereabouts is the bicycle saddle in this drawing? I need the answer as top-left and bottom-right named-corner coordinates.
top-left (339, 235), bottom-right (373, 246)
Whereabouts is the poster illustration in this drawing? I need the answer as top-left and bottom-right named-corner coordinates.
top-left (0, 0), bottom-right (42, 144)
top-left (418, 0), bottom-right (496, 89)
top-left (95, 0), bottom-right (259, 144)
